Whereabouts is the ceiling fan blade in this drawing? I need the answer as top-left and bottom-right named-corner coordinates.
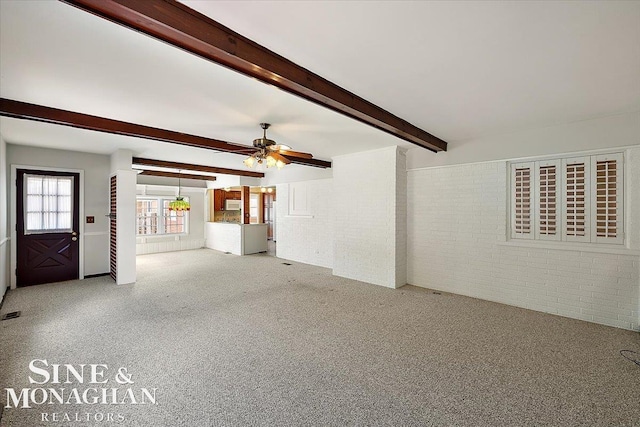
top-left (269, 144), bottom-right (292, 151)
top-left (277, 149), bottom-right (314, 159)
top-left (270, 152), bottom-right (291, 164)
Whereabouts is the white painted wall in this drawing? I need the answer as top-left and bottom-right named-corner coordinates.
top-left (407, 146), bottom-right (640, 331)
top-left (206, 175), bottom-right (261, 189)
top-left (135, 184), bottom-right (206, 255)
top-left (0, 135), bottom-right (8, 303)
top-left (276, 179), bottom-right (333, 268)
top-left (262, 164), bottom-right (333, 186)
top-left (6, 144), bottom-right (110, 277)
top-left (333, 146), bottom-right (407, 288)
top-left (408, 111), bottom-right (640, 169)
top-left (137, 174), bottom-right (207, 189)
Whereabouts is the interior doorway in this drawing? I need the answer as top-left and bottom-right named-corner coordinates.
top-left (264, 192), bottom-right (276, 256)
top-left (16, 169), bottom-right (80, 286)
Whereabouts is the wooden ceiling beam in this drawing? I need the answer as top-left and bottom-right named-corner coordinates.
top-left (133, 157), bottom-right (264, 178)
top-left (61, 0), bottom-right (448, 153)
top-left (138, 170), bottom-right (215, 181)
top-left (0, 98), bottom-right (331, 169)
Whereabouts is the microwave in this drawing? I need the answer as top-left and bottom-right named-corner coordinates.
top-left (225, 199), bottom-right (242, 211)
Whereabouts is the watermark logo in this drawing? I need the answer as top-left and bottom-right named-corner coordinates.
top-left (5, 359), bottom-right (157, 423)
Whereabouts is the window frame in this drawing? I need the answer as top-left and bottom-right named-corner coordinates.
top-left (508, 151), bottom-right (624, 246)
top-left (136, 196), bottom-right (189, 236)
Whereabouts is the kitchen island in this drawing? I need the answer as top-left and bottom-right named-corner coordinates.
top-left (205, 222), bottom-right (268, 255)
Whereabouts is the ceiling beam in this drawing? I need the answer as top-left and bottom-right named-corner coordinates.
top-left (0, 98), bottom-right (332, 169)
top-left (138, 170), bottom-right (216, 181)
top-left (133, 157), bottom-right (264, 178)
top-left (61, 0), bottom-right (448, 153)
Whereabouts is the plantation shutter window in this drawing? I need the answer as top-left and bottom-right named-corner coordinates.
top-left (562, 157), bottom-right (590, 243)
top-left (535, 160), bottom-right (560, 241)
top-left (511, 162), bottom-right (534, 240)
top-left (591, 153), bottom-right (623, 244)
top-left (510, 151), bottom-right (624, 246)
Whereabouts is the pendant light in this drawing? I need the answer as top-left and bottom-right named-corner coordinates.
top-left (168, 172), bottom-right (190, 211)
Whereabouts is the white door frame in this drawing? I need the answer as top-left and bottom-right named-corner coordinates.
top-left (10, 164), bottom-right (85, 289)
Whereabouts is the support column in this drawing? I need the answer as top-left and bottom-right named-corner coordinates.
top-left (333, 146), bottom-right (407, 288)
top-left (110, 150), bottom-right (136, 285)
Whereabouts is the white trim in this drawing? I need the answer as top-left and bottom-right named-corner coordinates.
top-left (0, 237), bottom-right (9, 246)
top-left (407, 144), bottom-right (639, 172)
top-left (498, 240), bottom-right (639, 256)
top-left (83, 231), bottom-right (108, 236)
top-left (283, 215), bottom-right (315, 219)
top-left (10, 164), bottom-right (85, 289)
top-left (136, 184), bottom-right (207, 196)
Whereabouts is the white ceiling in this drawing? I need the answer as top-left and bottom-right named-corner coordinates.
top-left (1, 0), bottom-right (639, 172)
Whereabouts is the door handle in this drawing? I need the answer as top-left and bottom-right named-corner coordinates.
top-left (72, 231), bottom-right (77, 236)
top-left (72, 237), bottom-right (78, 241)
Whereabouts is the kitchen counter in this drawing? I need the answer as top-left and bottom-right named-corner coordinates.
top-left (205, 222), bottom-right (268, 255)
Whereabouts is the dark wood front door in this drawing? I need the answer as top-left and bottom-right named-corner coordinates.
top-left (16, 169), bottom-right (80, 287)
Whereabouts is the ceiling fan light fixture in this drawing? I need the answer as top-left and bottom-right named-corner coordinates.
top-left (244, 123), bottom-right (311, 170)
top-left (265, 154), bottom-right (277, 168)
top-left (244, 155), bottom-right (256, 168)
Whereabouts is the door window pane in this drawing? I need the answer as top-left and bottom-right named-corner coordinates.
top-left (24, 175), bottom-right (74, 233)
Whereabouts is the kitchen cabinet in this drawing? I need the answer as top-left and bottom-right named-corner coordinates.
top-left (226, 191), bottom-right (242, 200)
top-left (212, 190), bottom-right (242, 211)
top-left (213, 189), bottom-right (225, 211)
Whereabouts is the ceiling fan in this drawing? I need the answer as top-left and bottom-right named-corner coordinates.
top-left (242, 123), bottom-right (313, 169)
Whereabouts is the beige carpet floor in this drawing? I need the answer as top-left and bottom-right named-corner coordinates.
top-left (0, 249), bottom-right (638, 426)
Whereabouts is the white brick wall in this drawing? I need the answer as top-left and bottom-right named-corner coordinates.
top-left (205, 223), bottom-right (242, 255)
top-left (276, 179), bottom-right (333, 268)
top-left (408, 149), bottom-right (640, 331)
top-left (395, 149), bottom-right (408, 286)
top-left (333, 146), bottom-right (406, 288)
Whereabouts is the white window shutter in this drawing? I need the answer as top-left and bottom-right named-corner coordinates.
top-left (511, 162), bottom-right (534, 239)
top-left (591, 153), bottom-right (623, 244)
top-left (562, 157), bottom-right (590, 242)
top-left (535, 160), bottom-right (561, 241)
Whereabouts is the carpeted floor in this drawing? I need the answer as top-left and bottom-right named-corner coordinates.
top-left (0, 249), bottom-right (638, 426)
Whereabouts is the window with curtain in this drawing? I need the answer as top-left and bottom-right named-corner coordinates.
top-left (24, 174), bottom-right (73, 234)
